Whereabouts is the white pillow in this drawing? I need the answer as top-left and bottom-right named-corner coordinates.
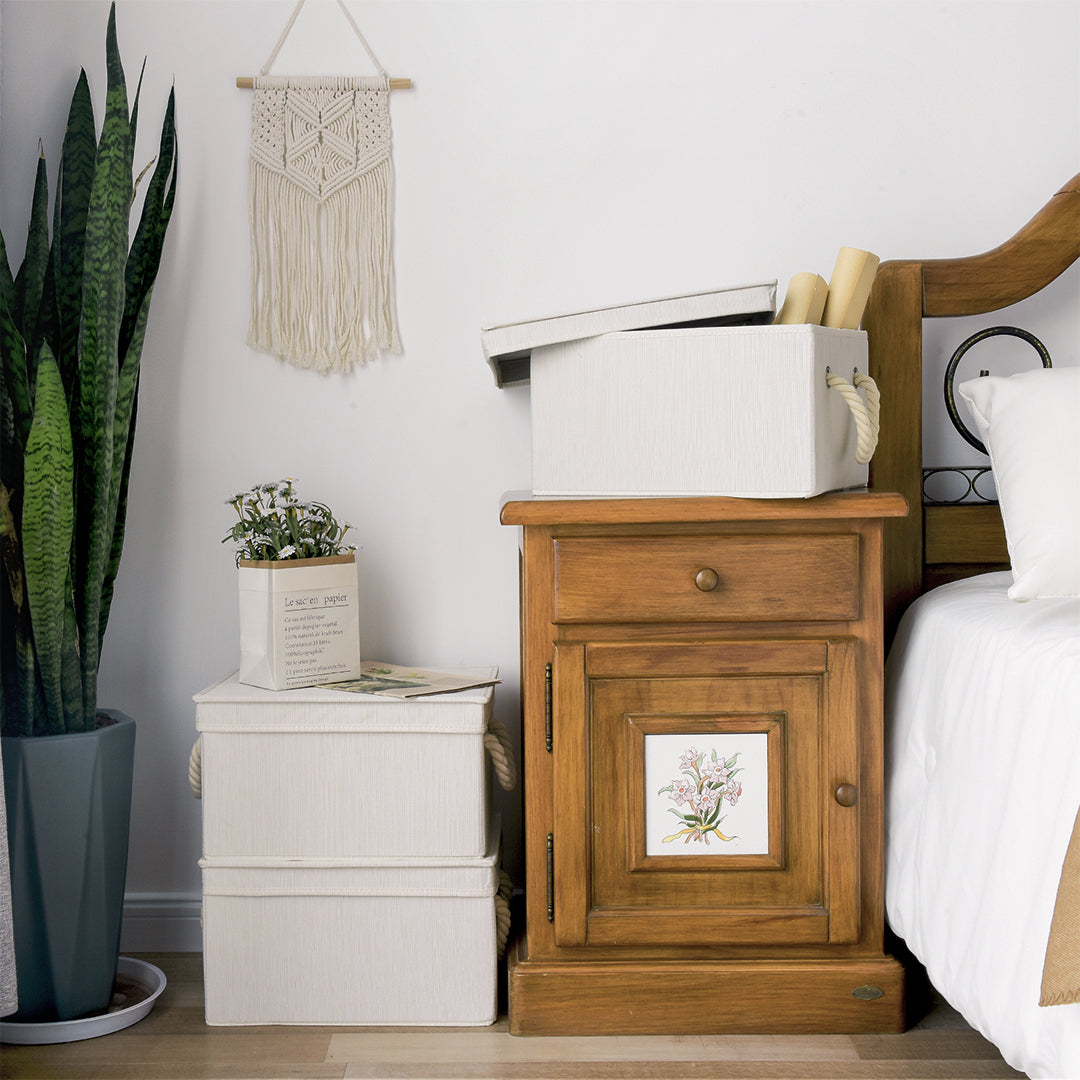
top-left (959, 366), bottom-right (1080, 600)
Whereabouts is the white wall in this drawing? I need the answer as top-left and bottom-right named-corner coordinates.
top-left (1, 0), bottom-right (1077, 949)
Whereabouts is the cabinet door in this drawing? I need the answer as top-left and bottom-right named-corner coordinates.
top-left (552, 639), bottom-right (860, 948)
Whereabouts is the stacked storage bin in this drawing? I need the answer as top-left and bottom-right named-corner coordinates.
top-left (192, 669), bottom-right (513, 1026)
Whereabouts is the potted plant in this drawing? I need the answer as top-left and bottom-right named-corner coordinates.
top-left (0, 4), bottom-right (177, 1024)
top-left (223, 479), bottom-right (362, 691)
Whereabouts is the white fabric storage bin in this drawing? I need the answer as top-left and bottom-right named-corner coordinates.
top-left (530, 324), bottom-right (871, 498)
top-left (194, 669), bottom-right (499, 858)
top-left (200, 828), bottom-right (501, 1026)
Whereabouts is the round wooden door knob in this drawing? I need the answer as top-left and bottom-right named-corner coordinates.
top-left (835, 783), bottom-right (859, 807)
top-left (694, 568), bottom-right (720, 592)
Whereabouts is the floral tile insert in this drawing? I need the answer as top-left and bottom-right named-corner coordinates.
top-left (645, 733), bottom-right (770, 856)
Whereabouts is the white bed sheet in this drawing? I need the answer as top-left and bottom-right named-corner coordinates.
top-left (886, 572), bottom-right (1080, 1079)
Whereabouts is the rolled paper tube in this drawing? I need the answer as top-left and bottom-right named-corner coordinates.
top-left (822, 247), bottom-right (880, 330)
top-left (773, 272), bottom-right (829, 325)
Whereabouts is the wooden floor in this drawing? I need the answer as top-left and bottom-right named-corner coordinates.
top-left (0, 953), bottom-right (1027, 1080)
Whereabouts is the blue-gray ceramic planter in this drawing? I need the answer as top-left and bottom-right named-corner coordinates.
top-left (2, 711), bottom-right (135, 1022)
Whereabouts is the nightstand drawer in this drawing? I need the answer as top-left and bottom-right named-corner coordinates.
top-left (553, 534), bottom-right (859, 623)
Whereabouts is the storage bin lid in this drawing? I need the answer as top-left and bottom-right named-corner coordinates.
top-left (200, 818), bottom-right (501, 896)
top-left (481, 281), bottom-right (776, 388)
top-left (194, 669), bottom-right (496, 733)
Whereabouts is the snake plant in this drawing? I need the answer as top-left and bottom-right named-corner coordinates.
top-left (0, 4), bottom-right (177, 737)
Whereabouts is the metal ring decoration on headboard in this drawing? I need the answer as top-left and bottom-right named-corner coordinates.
top-left (944, 325), bottom-right (1052, 454)
top-left (922, 465), bottom-right (998, 505)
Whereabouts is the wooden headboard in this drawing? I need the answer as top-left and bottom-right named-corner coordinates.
top-left (863, 173), bottom-right (1080, 639)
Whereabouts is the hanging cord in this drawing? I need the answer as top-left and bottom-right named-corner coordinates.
top-left (487, 717), bottom-right (517, 957)
top-left (495, 870), bottom-right (514, 958)
top-left (485, 716), bottom-right (518, 792)
top-left (826, 369), bottom-right (881, 464)
top-left (189, 737), bottom-right (202, 799)
top-left (259, 0), bottom-right (388, 78)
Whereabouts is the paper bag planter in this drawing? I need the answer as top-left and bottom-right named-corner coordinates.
top-left (238, 553), bottom-right (361, 691)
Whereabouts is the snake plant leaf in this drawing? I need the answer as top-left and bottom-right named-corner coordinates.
top-left (12, 153), bottom-right (50, 382)
top-left (34, 233), bottom-right (59, 390)
top-left (59, 576), bottom-right (84, 731)
top-left (55, 69), bottom-right (96, 397)
top-left (74, 0), bottom-right (130, 723)
top-left (1, 2), bottom-right (176, 737)
top-left (0, 486), bottom-right (41, 738)
top-left (97, 313), bottom-right (142, 652)
top-left (121, 85), bottom-right (176, 365)
top-left (99, 89), bottom-right (177, 649)
top-left (22, 346), bottom-right (75, 735)
top-left (0, 231), bottom-right (17, 452)
top-left (96, 401), bottom-right (135, 651)
top-left (0, 287), bottom-right (31, 482)
top-left (129, 58), bottom-right (144, 165)
top-left (0, 223), bottom-right (13, 301)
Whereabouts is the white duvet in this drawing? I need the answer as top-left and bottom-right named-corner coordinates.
top-left (886, 572), bottom-right (1080, 1079)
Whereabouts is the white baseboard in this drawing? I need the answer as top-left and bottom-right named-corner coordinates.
top-left (121, 893), bottom-right (202, 953)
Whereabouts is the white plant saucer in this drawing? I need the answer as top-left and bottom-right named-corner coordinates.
top-left (0, 957), bottom-right (166, 1044)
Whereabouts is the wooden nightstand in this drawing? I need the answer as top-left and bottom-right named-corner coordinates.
top-left (500, 492), bottom-right (908, 1036)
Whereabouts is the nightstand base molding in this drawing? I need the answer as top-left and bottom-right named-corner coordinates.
top-left (506, 938), bottom-right (906, 1036)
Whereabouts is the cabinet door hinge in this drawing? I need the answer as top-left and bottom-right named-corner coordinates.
top-left (544, 662), bottom-right (553, 752)
top-left (546, 832), bottom-right (555, 922)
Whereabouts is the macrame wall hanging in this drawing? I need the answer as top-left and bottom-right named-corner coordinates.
top-left (239, 0), bottom-right (410, 373)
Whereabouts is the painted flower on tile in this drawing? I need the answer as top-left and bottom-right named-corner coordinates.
top-left (669, 776), bottom-right (695, 805)
top-left (690, 788), bottom-right (721, 818)
top-left (657, 746), bottom-right (743, 846)
top-left (702, 759), bottom-right (732, 786)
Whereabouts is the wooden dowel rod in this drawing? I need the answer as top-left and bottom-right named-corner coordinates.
top-left (236, 75), bottom-right (411, 89)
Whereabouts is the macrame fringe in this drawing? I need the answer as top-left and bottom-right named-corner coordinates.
top-left (248, 156), bottom-right (401, 373)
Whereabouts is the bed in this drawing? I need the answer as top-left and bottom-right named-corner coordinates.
top-left (863, 175), bottom-right (1080, 1078)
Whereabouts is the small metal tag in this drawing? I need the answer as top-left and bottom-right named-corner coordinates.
top-left (852, 985), bottom-right (885, 1001)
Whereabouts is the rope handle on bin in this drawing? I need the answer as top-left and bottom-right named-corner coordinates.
top-left (826, 368), bottom-right (880, 464)
top-left (495, 869), bottom-right (514, 958)
top-left (485, 716), bottom-right (517, 791)
top-left (189, 737), bottom-right (202, 799)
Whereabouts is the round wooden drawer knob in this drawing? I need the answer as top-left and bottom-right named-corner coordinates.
top-left (835, 783), bottom-right (859, 807)
top-left (694, 568), bottom-right (720, 592)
